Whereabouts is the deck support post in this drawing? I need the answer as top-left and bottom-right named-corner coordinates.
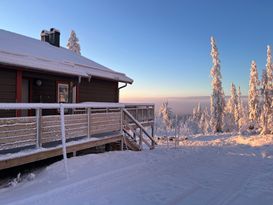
top-left (87, 107), bottom-right (91, 138)
top-left (121, 138), bottom-right (124, 151)
top-left (35, 108), bottom-right (42, 148)
top-left (139, 128), bottom-right (143, 150)
top-left (151, 124), bottom-right (155, 148)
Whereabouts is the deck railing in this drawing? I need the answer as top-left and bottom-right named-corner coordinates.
top-left (0, 103), bottom-right (155, 154)
top-left (123, 104), bottom-right (154, 124)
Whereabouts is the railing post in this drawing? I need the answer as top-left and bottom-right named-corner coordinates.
top-left (136, 107), bottom-right (138, 122)
top-left (87, 107), bottom-right (91, 138)
top-left (142, 107), bottom-right (144, 122)
top-left (152, 105), bottom-right (155, 121)
top-left (139, 128), bottom-right (143, 150)
top-left (151, 124), bottom-right (155, 148)
top-left (35, 108), bottom-right (41, 148)
top-left (120, 108), bottom-right (123, 132)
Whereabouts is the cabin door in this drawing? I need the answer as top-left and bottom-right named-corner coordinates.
top-left (21, 79), bottom-right (29, 116)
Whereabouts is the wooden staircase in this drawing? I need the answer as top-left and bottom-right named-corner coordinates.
top-left (122, 108), bottom-right (157, 151)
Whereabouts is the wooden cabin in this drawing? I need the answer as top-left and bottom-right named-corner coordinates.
top-left (0, 29), bottom-right (156, 171)
top-left (0, 28), bottom-right (133, 117)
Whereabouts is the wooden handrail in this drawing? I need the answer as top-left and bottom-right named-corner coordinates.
top-left (123, 108), bottom-right (157, 147)
top-left (123, 126), bottom-right (152, 149)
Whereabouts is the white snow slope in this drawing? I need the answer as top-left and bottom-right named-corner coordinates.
top-left (0, 134), bottom-right (273, 205)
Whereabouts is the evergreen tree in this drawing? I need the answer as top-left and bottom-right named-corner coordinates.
top-left (237, 86), bottom-right (244, 129)
top-left (159, 101), bottom-right (173, 132)
top-left (260, 46), bottom-right (273, 134)
top-left (192, 103), bottom-right (202, 121)
top-left (248, 60), bottom-right (259, 128)
top-left (260, 69), bottom-right (268, 134)
top-left (67, 30), bottom-right (81, 55)
top-left (199, 107), bottom-right (211, 134)
top-left (224, 83), bottom-right (238, 132)
top-left (210, 37), bottom-right (225, 133)
top-left (227, 83), bottom-right (238, 119)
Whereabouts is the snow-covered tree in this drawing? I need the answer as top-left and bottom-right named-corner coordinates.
top-left (199, 107), bottom-right (211, 134)
top-left (67, 30), bottom-right (81, 55)
top-left (237, 86), bottom-right (245, 129)
top-left (224, 83), bottom-right (238, 132)
top-left (159, 101), bottom-right (173, 132)
top-left (260, 46), bottom-right (273, 135)
top-left (223, 111), bottom-right (236, 132)
top-left (227, 83), bottom-right (238, 119)
top-left (260, 69), bottom-right (268, 133)
top-left (248, 60), bottom-right (259, 128)
top-left (192, 103), bottom-right (202, 121)
top-left (210, 37), bottom-right (225, 133)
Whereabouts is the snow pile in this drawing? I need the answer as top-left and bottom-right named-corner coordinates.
top-left (228, 135), bottom-right (273, 148)
top-left (0, 134), bottom-right (273, 205)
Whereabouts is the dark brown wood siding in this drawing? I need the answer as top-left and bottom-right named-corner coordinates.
top-left (0, 65), bottom-right (119, 116)
top-left (23, 71), bottom-right (77, 115)
top-left (0, 69), bottom-right (16, 117)
top-left (79, 78), bottom-right (119, 102)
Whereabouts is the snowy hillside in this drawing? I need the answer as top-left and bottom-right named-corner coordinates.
top-left (0, 134), bottom-right (272, 205)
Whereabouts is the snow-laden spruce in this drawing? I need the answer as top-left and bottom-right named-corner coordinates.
top-left (199, 107), bottom-right (211, 134)
top-left (228, 83), bottom-right (238, 120)
top-left (67, 30), bottom-right (81, 55)
top-left (248, 60), bottom-right (259, 128)
top-left (237, 86), bottom-right (246, 130)
top-left (210, 36), bottom-right (225, 133)
top-left (159, 101), bottom-right (173, 134)
top-left (260, 46), bottom-right (273, 134)
top-left (192, 102), bottom-right (202, 121)
top-left (224, 83), bottom-right (238, 132)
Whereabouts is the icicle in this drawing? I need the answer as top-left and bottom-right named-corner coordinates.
top-left (60, 103), bottom-right (69, 179)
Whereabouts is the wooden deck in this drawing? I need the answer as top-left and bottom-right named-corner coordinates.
top-left (0, 134), bottom-right (123, 170)
top-left (0, 103), bottom-right (156, 171)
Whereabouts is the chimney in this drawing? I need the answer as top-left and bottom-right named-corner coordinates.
top-left (40, 30), bottom-right (50, 43)
top-left (41, 28), bottom-right (60, 47)
top-left (49, 28), bottom-right (60, 47)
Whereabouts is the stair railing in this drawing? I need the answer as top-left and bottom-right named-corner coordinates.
top-left (122, 108), bottom-right (156, 150)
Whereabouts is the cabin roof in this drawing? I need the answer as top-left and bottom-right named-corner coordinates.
top-left (0, 29), bottom-right (133, 84)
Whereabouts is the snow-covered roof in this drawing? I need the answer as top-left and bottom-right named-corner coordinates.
top-left (0, 29), bottom-right (133, 84)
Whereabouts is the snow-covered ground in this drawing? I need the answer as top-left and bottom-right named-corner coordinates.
top-left (0, 134), bottom-right (273, 205)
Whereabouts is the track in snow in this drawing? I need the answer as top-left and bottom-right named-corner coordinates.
top-left (0, 134), bottom-right (273, 205)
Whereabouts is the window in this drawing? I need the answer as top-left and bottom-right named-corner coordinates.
top-left (57, 83), bottom-right (69, 103)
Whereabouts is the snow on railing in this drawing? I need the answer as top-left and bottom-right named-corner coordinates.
top-left (0, 102), bottom-right (155, 151)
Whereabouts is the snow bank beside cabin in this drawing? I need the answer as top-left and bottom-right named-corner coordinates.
top-left (0, 134), bottom-right (273, 205)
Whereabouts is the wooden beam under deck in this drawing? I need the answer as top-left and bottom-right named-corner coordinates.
top-left (0, 134), bottom-right (123, 171)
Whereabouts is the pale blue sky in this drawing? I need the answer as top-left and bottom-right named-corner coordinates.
top-left (0, 0), bottom-right (272, 99)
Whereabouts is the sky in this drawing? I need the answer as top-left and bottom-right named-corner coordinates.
top-left (0, 0), bottom-right (273, 100)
